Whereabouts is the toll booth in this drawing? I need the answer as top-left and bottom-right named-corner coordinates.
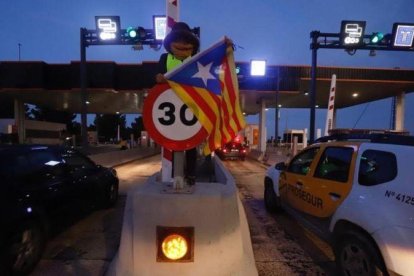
top-left (242, 124), bottom-right (259, 149)
top-left (140, 130), bottom-right (149, 147)
top-left (283, 129), bottom-right (307, 149)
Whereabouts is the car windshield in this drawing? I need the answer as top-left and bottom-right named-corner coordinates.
top-left (0, 147), bottom-right (64, 177)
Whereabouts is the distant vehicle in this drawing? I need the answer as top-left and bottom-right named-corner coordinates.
top-left (0, 144), bottom-right (119, 275)
top-left (264, 133), bottom-right (414, 276)
top-left (215, 142), bottom-right (247, 161)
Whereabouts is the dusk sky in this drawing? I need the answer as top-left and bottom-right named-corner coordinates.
top-left (1, 0), bottom-right (414, 137)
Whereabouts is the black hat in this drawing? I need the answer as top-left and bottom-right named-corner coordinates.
top-left (163, 22), bottom-right (199, 55)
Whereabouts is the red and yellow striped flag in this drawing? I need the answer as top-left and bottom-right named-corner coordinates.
top-left (165, 37), bottom-right (246, 154)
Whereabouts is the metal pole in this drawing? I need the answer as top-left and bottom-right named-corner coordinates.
top-left (80, 28), bottom-right (89, 151)
top-left (309, 31), bottom-right (319, 143)
top-left (275, 66), bottom-right (280, 145)
top-left (18, 43), bottom-right (21, 61)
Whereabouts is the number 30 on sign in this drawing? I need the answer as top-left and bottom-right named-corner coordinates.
top-left (143, 84), bottom-right (208, 151)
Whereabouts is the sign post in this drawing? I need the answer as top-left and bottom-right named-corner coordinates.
top-left (79, 15), bottom-right (163, 151)
top-left (143, 84), bottom-right (207, 189)
top-left (309, 20), bottom-right (414, 142)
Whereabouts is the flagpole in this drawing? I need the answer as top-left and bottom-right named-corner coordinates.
top-left (166, 0), bottom-right (186, 189)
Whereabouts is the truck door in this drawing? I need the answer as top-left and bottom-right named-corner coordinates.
top-left (280, 146), bottom-right (320, 210)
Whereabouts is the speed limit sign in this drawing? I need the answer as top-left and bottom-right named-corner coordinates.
top-left (143, 84), bottom-right (208, 151)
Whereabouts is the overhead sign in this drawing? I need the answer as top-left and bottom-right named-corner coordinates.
top-left (153, 15), bottom-right (166, 40)
top-left (143, 84), bottom-right (208, 151)
top-left (392, 23), bottom-right (414, 48)
top-left (95, 16), bottom-right (121, 41)
top-left (340, 20), bottom-right (366, 47)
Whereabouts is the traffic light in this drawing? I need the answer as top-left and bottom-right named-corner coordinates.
top-left (125, 26), bottom-right (147, 42)
top-left (370, 32), bottom-right (384, 44)
top-left (126, 27), bottom-right (138, 38)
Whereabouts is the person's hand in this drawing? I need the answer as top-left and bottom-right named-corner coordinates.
top-left (156, 73), bottom-right (167, 83)
top-left (224, 36), bottom-right (235, 53)
top-left (224, 36), bottom-right (233, 47)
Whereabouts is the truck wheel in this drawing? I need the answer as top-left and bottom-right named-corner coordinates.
top-left (334, 232), bottom-right (387, 276)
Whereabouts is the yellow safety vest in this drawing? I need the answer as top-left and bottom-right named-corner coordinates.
top-left (166, 53), bottom-right (182, 72)
top-left (166, 53), bottom-right (190, 72)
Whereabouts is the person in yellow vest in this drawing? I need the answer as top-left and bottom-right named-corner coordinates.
top-left (155, 22), bottom-right (199, 82)
top-left (155, 22), bottom-right (200, 185)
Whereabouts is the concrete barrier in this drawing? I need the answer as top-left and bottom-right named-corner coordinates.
top-left (247, 149), bottom-right (264, 161)
top-left (89, 147), bottom-right (161, 168)
top-left (107, 156), bottom-right (258, 276)
top-left (248, 147), bottom-right (291, 167)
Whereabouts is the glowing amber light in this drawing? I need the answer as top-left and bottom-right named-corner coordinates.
top-left (161, 234), bottom-right (188, 260)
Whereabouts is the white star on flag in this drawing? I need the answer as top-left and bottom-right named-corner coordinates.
top-left (192, 62), bottom-right (216, 87)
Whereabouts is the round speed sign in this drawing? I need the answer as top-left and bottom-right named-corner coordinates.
top-left (143, 84), bottom-right (208, 151)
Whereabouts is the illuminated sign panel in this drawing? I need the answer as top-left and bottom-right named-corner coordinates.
top-left (340, 20), bottom-right (366, 47)
top-left (392, 23), bottom-right (414, 48)
top-left (95, 16), bottom-right (121, 41)
top-left (153, 15), bottom-right (167, 40)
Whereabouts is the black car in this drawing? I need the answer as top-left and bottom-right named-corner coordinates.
top-left (0, 144), bottom-right (119, 275)
top-left (215, 142), bottom-right (247, 161)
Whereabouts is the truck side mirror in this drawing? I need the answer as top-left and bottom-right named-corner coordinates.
top-left (275, 162), bottom-right (287, 171)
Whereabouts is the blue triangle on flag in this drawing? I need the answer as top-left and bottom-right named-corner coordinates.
top-left (166, 40), bottom-right (227, 95)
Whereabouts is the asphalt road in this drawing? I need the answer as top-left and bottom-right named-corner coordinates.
top-left (224, 159), bottom-right (338, 276)
top-left (31, 155), bottom-right (338, 276)
top-left (31, 155), bottom-right (162, 276)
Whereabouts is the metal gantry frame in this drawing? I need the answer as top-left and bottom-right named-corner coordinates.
top-left (308, 30), bottom-right (414, 143)
top-left (79, 26), bottom-right (200, 150)
top-left (79, 27), bottom-right (161, 150)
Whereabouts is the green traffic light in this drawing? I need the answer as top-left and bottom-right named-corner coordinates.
top-left (370, 32), bottom-right (384, 44)
top-left (126, 27), bottom-right (137, 38)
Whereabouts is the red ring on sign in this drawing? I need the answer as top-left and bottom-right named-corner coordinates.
top-left (143, 83), bottom-right (208, 151)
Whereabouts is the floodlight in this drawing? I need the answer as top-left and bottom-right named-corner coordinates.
top-left (250, 60), bottom-right (266, 76)
top-left (153, 15), bottom-right (167, 40)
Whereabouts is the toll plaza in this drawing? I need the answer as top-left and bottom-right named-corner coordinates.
top-left (1, 16), bottom-right (414, 275)
top-left (2, 61), bottom-right (414, 150)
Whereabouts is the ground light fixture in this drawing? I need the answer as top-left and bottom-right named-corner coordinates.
top-left (250, 59), bottom-right (266, 76)
top-left (156, 226), bottom-right (194, 262)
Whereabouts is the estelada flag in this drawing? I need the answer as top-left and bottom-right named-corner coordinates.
top-left (165, 37), bottom-right (246, 155)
